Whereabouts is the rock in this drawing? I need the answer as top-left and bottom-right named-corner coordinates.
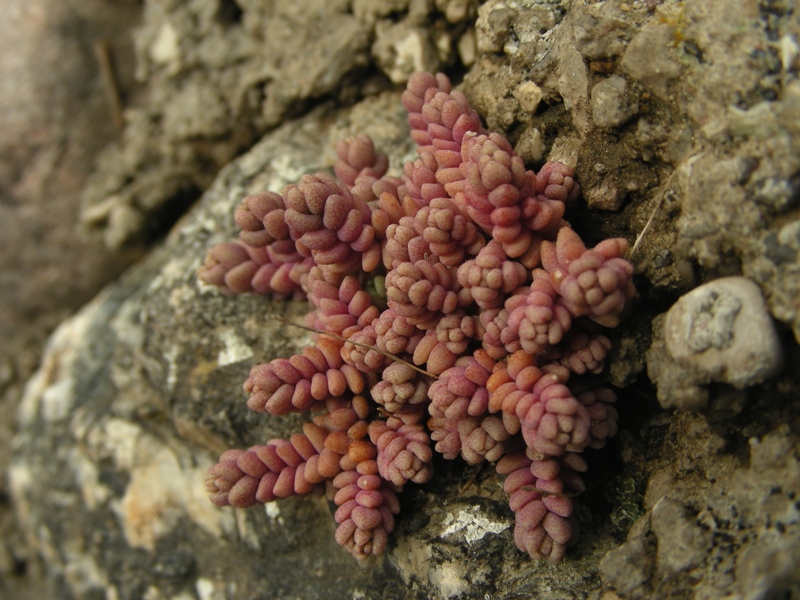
top-left (572, 2), bottom-right (630, 60)
top-left (658, 277), bottom-right (784, 410)
top-left (0, 0), bottom-right (141, 368)
top-left (514, 126), bottom-right (547, 164)
top-left (557, 34), bottom-right (592, 137)
top-left (650, 497), bottom-right (710, 573)
top-left (582, 176), bottom-right (623, 211)
top-left (648, 277), bottom-right (784, 411)
top-left (620, 22), bottom-right (683, 100)
top-left (373, 22), bottom-right (441, 84)
top-left (513, 81), bottom-right (544, 115)
top-left (352, 0), bottom-right (410, 24)
top-left (735, 531), bottom-right (800, 600)
top-left (0, 2), bottom-right (141, 595)
top-left (81, 0), bottom-right (384, 249)
top-left (475, 0), bottom-right (559, 58)
top-left (598, 536), bottom-right (652, 599)
top-left (591, 76), bottom-right (638, 128)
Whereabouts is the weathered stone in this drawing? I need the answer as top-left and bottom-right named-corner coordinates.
top-left (652, 277), bottom-right (785, 410)
top-left (373, 22), bottom-right (442, 84)
top-left (475, 0), bottom-right (559, 58)
top-left (572, 2), bottom-right (630, 60)
top-left (591, 76), bottom-right (638, 128)
top-left (83, 0), bottom-right (376, 250)
top-left (598, 536), bottom-right (652, 599)
top-left (583, 176), bottom-right (623, 211)
top-left (650, 497), bottom-right (710, 573)
top-left (513, 81), bottom-right (544, 115)
top-left (556, 33), bottom-right (591, 137)
top-left (620, 22), bottom-right (683, 100)
top-left (735, 531), bottom-right (800, 600)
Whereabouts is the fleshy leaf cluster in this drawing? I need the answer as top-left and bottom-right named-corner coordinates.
top-left (200, 72), bottom-right (635, 562)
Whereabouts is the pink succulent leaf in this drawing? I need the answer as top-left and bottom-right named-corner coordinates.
top-left (198, 241), bottom-right (306, 299)
top-left (334, 134), bottom-right (390, 188)
top-left (385, 260), bottom-right (465, 329)
top-left (403, 152), bottom-right (448, 209)
top-left (415, 196), bottom-right (486, 267)
top-left (556, 331), bottom-right (613, 375)
top-left (373, 308), bottom-right (425, 357)
top-left (496, 450), bottom-right (585, 561)
top-left (502, 275), bottom-right (573, 356)
top-left (234, 191), bottom-right (288, 248)
top-left (535, 161), bottom-right (581, 206)
top-left (428, 351), bottom-right (495, 420)
top-left (369, 417), bottom-right (433, 486)
top-left (479, 307), bottom-right (512, 360)
top-left (244, 337), bottom-right (365, 415)
top-left (384, 215), bottom-right (429, 269)
top-left (341, 325), bottom-right (389, 373)
top-left (569, 379), bottom-right (619, 449)
top-left (308, 270), bottom-right (380, 337)
top-left (457, 240), bottom-right (529, 310)
top-left (413, 311), bottom-right (484, 375)
top-left (515, 374), bottom-right (591, 456)
top-left (371, 362), bottom-right (432, 413)
top-left (545, 228), bottom-right (635, 325)
top-left (403, 72), bottom-right (484, 158)
top-left (205, 425), bottom-right (341, 508)
top-left (332, 451), bottom-right (401, 560)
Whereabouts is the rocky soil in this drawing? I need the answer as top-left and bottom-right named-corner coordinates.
top-left (4, 0), bottom-right (800, 599)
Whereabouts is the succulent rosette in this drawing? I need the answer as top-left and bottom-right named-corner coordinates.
top-left (200, 71), bottom-right (635, 562)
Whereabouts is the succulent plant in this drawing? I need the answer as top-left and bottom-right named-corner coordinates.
top-left (199, 72), bottom-right (635, 562)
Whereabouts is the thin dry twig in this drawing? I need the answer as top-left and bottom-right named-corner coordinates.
top-left (270, 313), bottom-right (438, 379)
top-left (628, 168), bottom-right (679, 261)
top-left (629, 153), bottom-right (705, 262)
top-left (94, 39), bottom-right (124, 132)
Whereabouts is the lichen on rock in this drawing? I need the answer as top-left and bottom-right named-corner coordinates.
top-left (648, 276), bottom-right (784, 411)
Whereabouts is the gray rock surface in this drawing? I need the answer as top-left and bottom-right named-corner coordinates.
top-left (591, 75), bottom-right (638, 129)
top-left (80, 0), bottom-right (477, 251)
top-left (649, 277), bottom-right (784, 411)
top-left (0, 2), bottom-right (141, 596)
top-left (599, 419), bottom-right (800, 599)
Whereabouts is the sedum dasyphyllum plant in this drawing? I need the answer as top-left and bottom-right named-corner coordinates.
top-left (200, 72), bottom-right (635, 562)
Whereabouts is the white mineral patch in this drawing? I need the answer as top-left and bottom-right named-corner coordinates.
top-left (440, 505), bottom-right (510, 544)
top-left (105, 427), bottom-right (231, 549)
top-left (151, 23), bottom-right (179, 65)
top-left (429, 561), bottom-right (469, 598)
top-left (40, 377), bottom-right (76, 422)
top-left (195, 578), bottom-right (227, 600)
top-left (217, 327), bottom-right (253, 366)
top-left (19, 303), bottom-right (97, 424)
top-left (72, 448), bottom-right (109, 510)
top-left (265, 154), bottom-right (308, 191)
top-left (60, 551), bottom-right (109, 600)
top-left (513, 81), bottom-right (544, 114)
top-left (389, 31), bottom-right (428, 83)
top-left (165, 344), bottom-right (180, 392)
top-left (264, 501), bottom-right (282, 521)
top-left (780, 34), bottom-right (799, 72)
top-left (89, 417), bottom-right (141, 470)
